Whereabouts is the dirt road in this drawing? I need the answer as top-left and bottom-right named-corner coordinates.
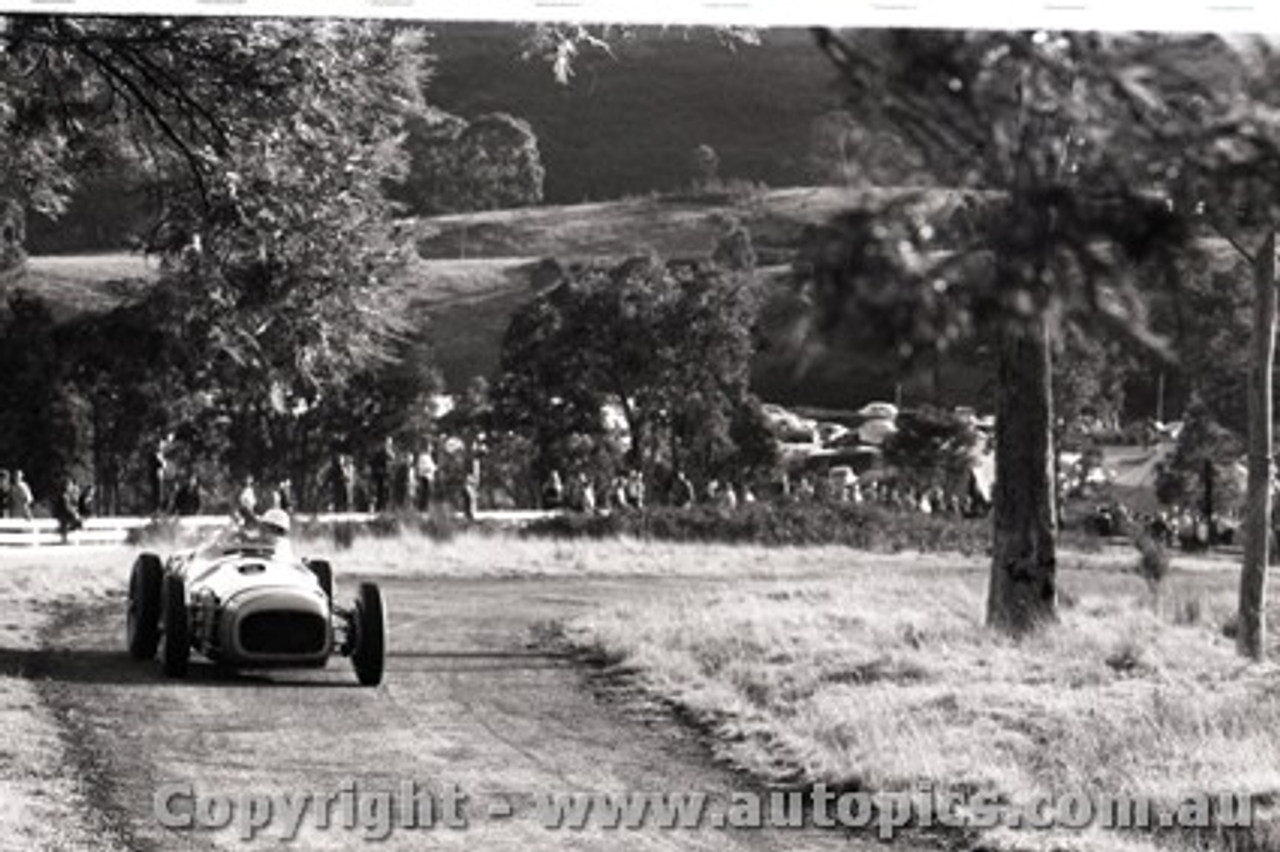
top-left (21, 572), bottom-right (925, 852)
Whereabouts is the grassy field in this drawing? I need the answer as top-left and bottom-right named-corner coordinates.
top-left (560, 549), bottom-right (1280, 852)
top-left (1, 536), bottom-right (1274, 851)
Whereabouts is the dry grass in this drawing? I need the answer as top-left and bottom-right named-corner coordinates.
top-left (0, 546), bottom-right (134, 852)
top-left (297, 529), bottom-right (985, 580)
top-left (563, 554), bottom-right (1280, 851)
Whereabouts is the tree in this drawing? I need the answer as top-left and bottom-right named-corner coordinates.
top-left (1053, 324), bottom-right (1129, 450)
top-left (496, 246), bottom-right (776, 490)
top-left (691, 144), bottom-right (721, 190)
top-left (0, 293), bottom-right (87, 502)
top-left (1155, 394), bottom-right (1243, 514)
top-left (802, 30), bottom-right (1206, 635)
top-left (807, 109), bottom-right (931, 188)
top-left (396, 110), bottom-right (545, 215)
top-left (57, 296), bottom-right (199, 512)
top-left (1163, 40), bottom-right (1280, 660)
top-left (0, 18), bottom-right (444, 502)
top-left (883, 406), bottom-right (979, 493)
top-left (0, 199), bottom-right (22, 283)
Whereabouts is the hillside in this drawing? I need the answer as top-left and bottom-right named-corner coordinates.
top-left (16, 187), bottom-right (985, 409)
top-left (26, 25), bottom-right (850, 255)
top-left (413, 24), bottom-right (845, 204)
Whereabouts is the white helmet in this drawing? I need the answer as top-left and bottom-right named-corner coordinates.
top-left (260, 508), bottom-right (291, 536)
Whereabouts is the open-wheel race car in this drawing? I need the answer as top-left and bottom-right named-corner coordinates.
top-left (125, 514), bottom-right (386, 686)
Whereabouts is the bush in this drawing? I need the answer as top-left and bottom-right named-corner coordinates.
top-left (125, 516), bottom-right (189, 547)
top-left (522, 502), bottom-right (993, 554)
top-left (1134, 531), bottom-right (1172, 592)
top-left (295, 509), bottom-right (461, 548)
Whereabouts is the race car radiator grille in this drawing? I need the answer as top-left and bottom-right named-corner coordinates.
top-left (239, 611), bottom-right (328, 655)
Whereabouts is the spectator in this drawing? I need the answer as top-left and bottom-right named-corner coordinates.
top-left (77, 482), bottom-right (95, 519)
top-left (148, 439), bottom-right (169, 515)
top-left (542, 469), bottom-right (564, 510)
top-left (0, 469), bottom-right (9, 519)
top-left (1149, 510), bottom-right (1172, 547)
top-left (717, 483), bottom-right (739, 511)
top-left (173, 474), bottom-right (202, 516)
top-left (392, 451), bottom-right (414, 511)
top-left (236, 475), bottom-right (258, 524)
top-left (671, 470), bottom-right (695, 508)
top-left (610, 474), bottom-right (629, 510)
top-left (574, 472), bottom-right (596, 514)
top-left (464, 458), bottom-right (481, 521)
top-left (415, 448), bottom-right (438, 512)
top-left (53, 479), bottom-right (82, 543)
top-left (327, 452), bottom-right (352, 513)
top-left (370, 437), bottom-right (395, 512)
top-left (273, 478), bottom-right (294, 513)
top-left (796, 475), bottom-right (816, 502)
top-left (10, 470), bottom-right (32, 520)
top-left (625, 470), bottom-right (646, 510)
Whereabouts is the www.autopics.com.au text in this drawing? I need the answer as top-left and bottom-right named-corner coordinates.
top-left (153, 780), bottom-right (1254, 842)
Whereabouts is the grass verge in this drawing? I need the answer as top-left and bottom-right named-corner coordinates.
top-left (560, 553), bottom-right (1280, 852)
top-left (0, 547), bottom-right (133, 851)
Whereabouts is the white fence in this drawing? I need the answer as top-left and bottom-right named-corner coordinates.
top-left (0, 515), bottom-right (233, 547)
top-left (0, 509), bottom-right (560, 547)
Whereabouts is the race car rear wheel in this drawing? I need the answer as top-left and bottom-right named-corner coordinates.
top-left (126, 553), bottom-right (163, 660)
top-left (160, 574), bottom-right (190, 678)
top-left (352, 582), bottom-right (386, 687)
top-left (308, 560), bottom-right (333, 600)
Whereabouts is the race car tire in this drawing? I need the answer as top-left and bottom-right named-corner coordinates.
top-left (308, 559), bottom-right (334, 600)
top-left (352, 582), bottom-right (386, 687)
top-left (161, 574), bottom-right (190, 678)
top-left (126, 553), bottom-right (163, 660)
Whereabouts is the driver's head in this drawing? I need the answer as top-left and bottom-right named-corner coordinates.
top-left (260, 507), bottom-right (291, 538)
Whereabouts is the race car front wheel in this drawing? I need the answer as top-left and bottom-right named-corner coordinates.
top-left (352, 582), bottom-right (386, 687)
top-left (127, 553), bottom-right (163, 659)
top-left (160, 574), bottom-right (190, 678)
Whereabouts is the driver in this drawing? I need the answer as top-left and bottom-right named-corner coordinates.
top-left (250, 507), bottom-right (294, 559)
top-left (200, 507), bottom-right (294, 560)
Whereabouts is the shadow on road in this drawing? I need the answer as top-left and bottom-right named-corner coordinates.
top-left (0, 645), bottom-right (578, 685)
top-left (0, 645), bottom-right (359, 688)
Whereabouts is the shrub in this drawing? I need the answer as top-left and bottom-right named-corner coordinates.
top-left (1173, 595), bottom-right (1203, 626)
top-left (125, 517), bottom-right (188, 547)
top-left (1134, 531), bottom-right (1171, 593)
top-left (522, 502), bottom-right (992, 553)
top-left (295, 508), bottom-right (461, 549)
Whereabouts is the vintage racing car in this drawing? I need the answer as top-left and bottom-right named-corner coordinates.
top-left (125, 514), bottom-right (386, 685)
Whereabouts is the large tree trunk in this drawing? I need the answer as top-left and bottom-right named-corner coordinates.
top-left (0, 198), bottom-right (24, 293)
top-left (1239, 232), bottom-right (1277, 661)
top-left (987, 313), bottom-right (1058, 635)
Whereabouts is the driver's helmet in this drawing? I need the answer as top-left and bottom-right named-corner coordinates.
top-left (260, 507), bottom-right (291, 537)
